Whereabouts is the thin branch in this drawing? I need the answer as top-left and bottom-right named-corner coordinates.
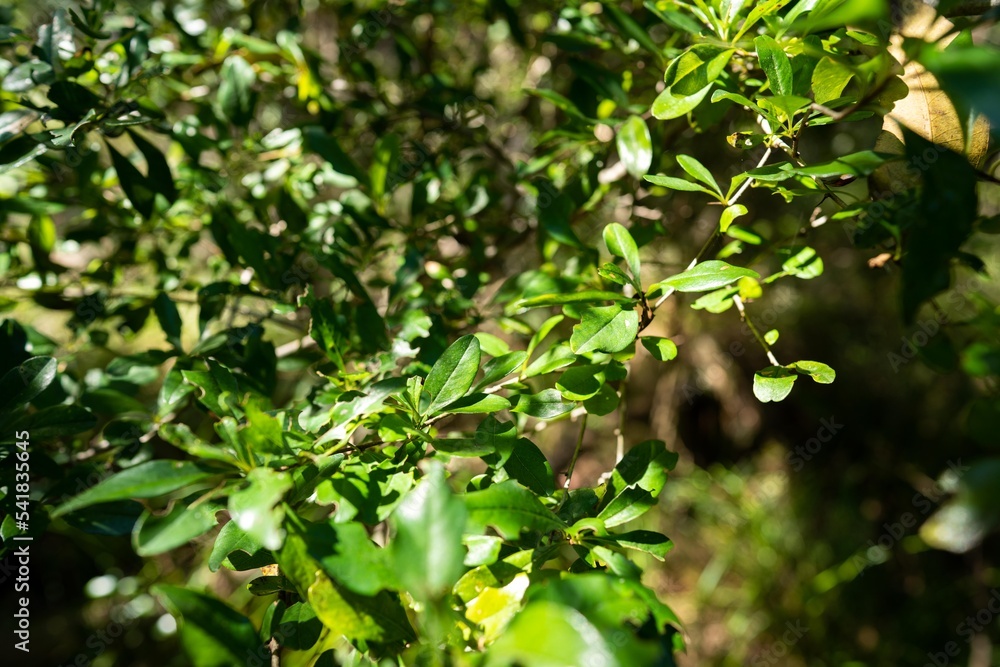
top-left (615, 379), bottom-right (627, 465)
top-left (733, 295), bottom-right (779, 366)
top-left (729, 146), bottom-right (772, 206)
top-left (563, 414), bottom-right (588, 490)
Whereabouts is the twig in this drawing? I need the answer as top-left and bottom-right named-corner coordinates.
top-left (733, 295), bottom-right (779, 366)
top-left (729, 146), bottom-right (772, 206)
top-left (615, 379), bottom-right (627, 464)
top-left (563, 414), bottom-right (588, 490)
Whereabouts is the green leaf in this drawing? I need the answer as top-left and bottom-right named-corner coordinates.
top-left (278, 516), bottom-right (414, 643)
top-left (515, 290), bottom-right (634, 309)
top-left (525, 88), bottom-right (589, 121)
top-left (217, 55), bottom-right (257, 124)
top-left (752, 366), bottom-right (797, 403)
top-left (711, 89), bottom-right (768, 116)
top-left (755, 35), bottom-right (793, 97)
top-left (475, 416), bottom-right (519, 465)
top-left (3, 60), bottom-right (54, 93)
top-left (440, 393), bottom-right (511, 414)
top-left (153, 292), bottom-right (182, 349)
top-left (474, 332), bottom-right (511, 357)
top-left (644, 173), bottom-right (718, 197)
top-left (228, 467), bottom-right (292, 551)
top-left (8, 404), bottom-right (96, 441)
top-left (133, 502), bottom-right (220, 556)
top-left (676, 154), bottom-right (721, 195)
top-left (557, 364), bottom-right (607, 401)
top-left (781, 246), bottom-right (824, 279)
top-left (665, 44), bottom-right (734, 94)
top-left (474, 351), bottom-right (527, 391)
top-left (390, 464), bottom-right (467, 600)
top-left (640, 337), bottom-right (678, 362)
top-left (538, 191), bottom-right (584, 248)
top-left (812, 56), bottom-right (854, 104)
top-left (464, 535), bottom-right (504, 567)
top-left (423, 334), bottom-right (481, 417)
top-left (616, 115), bottom-right (652, 179)
top-left (570, 305), bottom-right (639, 355)
top-left (310, 521), bottom-right (397, 596)
top-left (107, 142), bottom-right (156, 218)
top-left (523, 343), bottom-right (576, 379)
top-left (747, 151), bottom-right (889, 181)
top-left (598, 263), bottom-right (633, 288)
top-left (370, 132), bottom-right (400, 200)
top-left (53, 461), bottom-right (218, 517)
top-left (648, 260), bottom-right (759, 294)
top-left (209, 520), bottom-right (270, 572)
top-left (0, 356), bottom-right (56, 414)
top-left (274, 602), bottom-right (323, 650)
top-left (726, 224), bottom-right (763, 245)
top-left (128, 129), bottom-right (177, 203)
top-left (597, 440), bottom-right (678, 527)
top-left (584, 384), bottom-right (620, 416)
top-left (645, 2), bottom-right (705, 35)
top-left (719, 204), bottom-right (747, 232)
top-left (464, 480), bottom-right (567, 539)
top-left (601, 530), bottom-right (674, 560)
top-left (512, 389), bottom-right (574, 420)
top-left (651, 83), bottom-right (712, 120)
top-left (603, 4), bottom-right (662, 58)
top-left (603, 223), bottom-right (642, 283)
top-left (433, 438), bottom-right (496, 457)
top-left (789, 360), bottom-right (835, 384)
top-left (691, 287), bottom-right (737, 313)
top-left (733, 0), bottom-right (792, 41)
top-left (303, 126), bottom-right (369, 186)
top-left (485, 600), bottom-right (621, 667)
top-left (154, 586), bottom-right (263, 667)
top-left (248, 575), bottom-right (294, 596)
top-left (502, 439), bottom-right (555, 496)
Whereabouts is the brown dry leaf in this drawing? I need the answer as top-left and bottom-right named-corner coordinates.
top-left (871, 0), bottom-right (989, 194)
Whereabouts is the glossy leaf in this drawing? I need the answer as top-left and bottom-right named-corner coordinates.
top-left (644, 173), bottom-right (718, 196)
top-left (755, 35), bottom-right (793, 97)
top-left (153, 585), bottom-right (263, 667)
top-left (512, 389), bottom-right (574, 419)
top-left (789, 360), bottom-right (836, 384)
top-left (423, 335), bottom-right (481, 417)
top-left (134, 502), bottom-right (219, 556)
top-left (570, 305), bottom-right (640, 355)
top-left (641, 337), bottom-right (678, 362)
top-left (753, 366), bottom-right (797, 403)
top-left (227, 467), bottom-right (292, 551)
top-left (390, 464), bottom-right (467, 599)
top-left (648, 261), bottom-right (759, 294)
top-left (616, 115), bottom-right (652, 178)
top-left (0, 356), bottom-right (56, 413)
top-left (53, 461), bottom-right (218, 517)
top-left (676, 154), bottom-right (721, 195)
top-left (597, 440), bottom-right (678, 527)
top-left (603, 223), bottom-right (642, 283)
top-left (464, 480), bottom-right (567, 539)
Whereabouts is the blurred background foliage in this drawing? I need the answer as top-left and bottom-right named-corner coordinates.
top-left (1, 0), bottom-right (1000, 665)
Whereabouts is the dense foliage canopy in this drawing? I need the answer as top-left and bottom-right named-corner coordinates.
top-left (2, 0), bottom-right (1000, 665)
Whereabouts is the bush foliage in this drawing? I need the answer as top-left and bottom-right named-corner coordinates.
top-left (2, 0), bottom-right (1000, 665)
